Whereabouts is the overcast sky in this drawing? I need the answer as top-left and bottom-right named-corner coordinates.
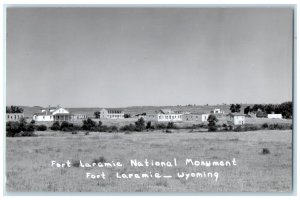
top-left (6, 7), bottom-right (293, 107)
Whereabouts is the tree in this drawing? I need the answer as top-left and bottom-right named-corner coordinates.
top-left (207, 114), bottom-right (218, 132)
top-left (94, 111), bottom-right (100, 119)
top-left (135, 118), bottom-right (145, 132)
top-left (244, 106), bottom-right (251, 114)
top-left (82, 118), bottom-right (96, 131)
top-left (230, 104), bottom-right (241, 113)
top-left (124, 114), bottom-right (131, 118)
top-left (146, 121), bottom-right (152, 129)
top-left (6, 106), bottom-right (23, 113)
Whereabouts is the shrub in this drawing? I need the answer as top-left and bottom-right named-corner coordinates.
top-left (262, 123), bottom-right (269, 129)
top-left (30, 120), bottom-right (36, 124)
top-left (26, 124), bottom-right (35, 132)
top-left (60, 121), bottom-right (75, 131)
top-left (108, 126), bottom-right (118, 133)
top-left (156, 123), bottom-right (167, 129)
top-left (146, 121), bottom-right (152, 129)
top-left (85, 131), bottom-right (90, 135)
top-left (207, 114), bottom-right (218, 132)
top-left (234, 126), bottom-right (243, 132)
top-left (167, 122), bottom-right (178, 129)
top-left (72, 131), bottom-right (78, 134)
top-left (37, 125), bottom-right (47, 131)
top-left (120, 124), bottom-right (136, 132)
top-left (6, 121), bottom-right (21, 137)
top-left (20, 131), bottom-right (37, 137)
top-left (51, 122), bottom-right (60, 131)
top-left (135, 118), bottom-right (145, 132)
top-left (82, 118), bottom-right (97, 131)
top-left (208, 126), bottom-right (217, 132)
top-left (261, 148), bottom-right (270, 155)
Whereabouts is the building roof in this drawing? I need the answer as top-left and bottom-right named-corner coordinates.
top-left (101, 108), bottom-right (124, 113)
top-left (158, 109), bottom-right (183, 114)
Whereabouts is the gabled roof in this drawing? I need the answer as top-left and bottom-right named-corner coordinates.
top-left (158, 109), bottom-right (183, 114)
top-left (101, 108), bottom-right (124, 113)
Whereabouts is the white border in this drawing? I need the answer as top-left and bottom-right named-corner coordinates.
top-left (0, 1), bottom-right (298, 200)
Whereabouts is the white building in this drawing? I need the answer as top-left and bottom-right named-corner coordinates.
top-left (213, 108), bottom-right (224, 114)
top-left (267, 114), bottom-right (283, 119)
top-left (227, 113), bottom-right (246, 125)
top-left (6, 113), bottom-right (24, 122)
top-left (33, 106), bottom-right (57, 122)
top-left (156, 109), bottom-right (183, 122)
top-left (33, 106), bottom-right (70, 122)
top-left (99, 108), bottom-right (124, 119)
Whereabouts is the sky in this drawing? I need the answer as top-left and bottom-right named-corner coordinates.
top-left (6, 7), bottom-right (293, 107)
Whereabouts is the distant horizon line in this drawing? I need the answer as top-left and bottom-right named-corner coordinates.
top-left (6, 101), bottom-right (293, 109)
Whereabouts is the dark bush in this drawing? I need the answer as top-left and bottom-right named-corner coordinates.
top-left (146, 121), bottom-right (152, 129)
top-left (167, 122), bottom-right (178, 129)
top-left (108, 126), bottom-right (118, 133)
top-left (234, 126), bottom-right (243, 132)
top-left (208, 126), bottom-right (217, 132)
top-left (82, 118), bottom-right (97, 131)
top-left (262, 123), bottom-right (269, 129)
top-left (51, 121), bottom-right (60, 131)
top-left (6, 121), bottom-right (21, 137)
top-left (37, 125), bottom-right (47, 131)
top-left (72, 131), bottom-right (78, 134)
top-left (85, 131), bottom-right (90, 135)
top-left (156, 123), bottom-right (167, 129)
top-left (261, 148), bottom-right (270, 155)
top-left (120, 124), bottom-right (136, 132)
top-left (60, 121), bottom-right (75, 131)
top-left (20, 131), bottom-right (37, 137)
top-left (135, 118), bottom-right (145, 132)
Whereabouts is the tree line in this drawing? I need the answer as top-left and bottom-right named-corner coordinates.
top-left (243, 102), bottom-right (292, 118)
top-left (6, 106), bottom-right (23, 113)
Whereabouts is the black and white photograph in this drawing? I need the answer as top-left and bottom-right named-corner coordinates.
top-left (4, 5), bottom-right (294, 194)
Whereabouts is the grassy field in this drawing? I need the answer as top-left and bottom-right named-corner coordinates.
top-left (6, 129), bottom-right (292, 192)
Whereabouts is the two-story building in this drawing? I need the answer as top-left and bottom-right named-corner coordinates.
top-left (99, 108), bottom-right (124, 119)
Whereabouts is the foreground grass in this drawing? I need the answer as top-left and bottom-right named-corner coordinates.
top-left (6, 130), bottom-right (292, 192)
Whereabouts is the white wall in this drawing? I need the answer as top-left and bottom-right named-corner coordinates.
top-left (201, 114), bottom-right (209, 122)
top-left (267, 114), bottom-right (283, 119)
top-left (33, 115), bottom-right (54, 122)
top-left (233, 116), bottom-right (245, 125)
top-left (157, 114), bottom-right (182, 122)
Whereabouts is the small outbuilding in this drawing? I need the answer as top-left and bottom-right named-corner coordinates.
top-left (227, 113), bottom-right (246, 125)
